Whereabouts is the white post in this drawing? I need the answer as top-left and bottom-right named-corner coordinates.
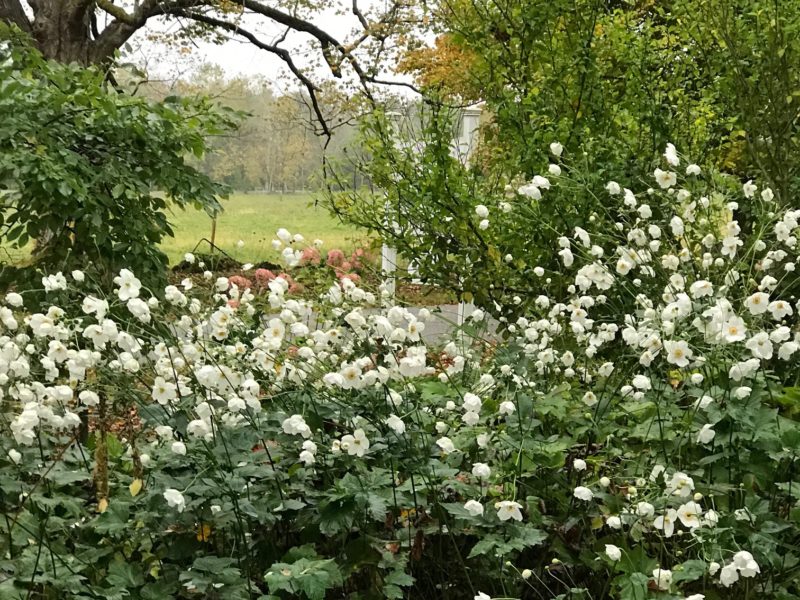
top-left (454, 106), bottom-right (483, 165)
top-left (456, 105), bottom-right (482, 324)
top-left (380, 105), bottom-right (482, 310)
top-left (457, 300), bottom-right (476, 326)
top-left (381, 232), bottom-right (398, 298)
top-left (381, 111), bottom-right (404, 302)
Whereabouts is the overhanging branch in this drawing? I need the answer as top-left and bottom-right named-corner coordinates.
top-left (96, 0), bottom-right (137, 24)
top-left (92, 0), bottom-right (186, 62)
top-left (168, 9), bottom-right (333, 138)
top-left (229, 0), bottom-right (376, 98)
top-left (89, 0), bottom-right (416, 134)
top-left (351, 0), bottom-right (369, 30)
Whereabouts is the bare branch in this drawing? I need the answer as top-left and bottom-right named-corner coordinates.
top-left (230, 0), bottom-right (347, 77)
top-left (364, 75), bottom-right (422, 95)
top-left (91, 0), bottom-right (180, 62)
top-left (95, 0), bottom-right (137, 24)
top-left (80, 0), bottom-right (415, 133)
top-left (352, 0), bottom-right (369, 30)
top-left (168, 8), bottom-right (333, 138)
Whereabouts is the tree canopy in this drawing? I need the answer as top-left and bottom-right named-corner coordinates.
top-left (327, 0), bottom-right (800, 312)
top-left (0, 0), bottom-right (423, 135)
top-left (398, 0), bottom-right (800, 199)
top-left (0, 28), bottom-right (238, 286)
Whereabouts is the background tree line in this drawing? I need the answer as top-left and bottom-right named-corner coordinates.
top-left (134, 65), bottom-right (360, 193)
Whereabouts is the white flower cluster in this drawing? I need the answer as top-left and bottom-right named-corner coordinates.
top-left (2, 144), bottom-right (796, 598)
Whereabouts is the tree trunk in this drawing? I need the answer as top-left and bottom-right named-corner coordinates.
top-left (0, 0), bottom-right (31, 33)
top-left (3, 0), bottom-right (125, 66)
top-left (31, 0), bottom-right (93, 64)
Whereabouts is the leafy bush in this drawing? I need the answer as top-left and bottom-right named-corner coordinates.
top-left (0, 28), bottom-right (238, 288)
top-left (1, 145), bottom-right (799, 599)
top-left (398, 0), bottom-right (800, 200)
top-left (343, 0), bottom-right (800, 310)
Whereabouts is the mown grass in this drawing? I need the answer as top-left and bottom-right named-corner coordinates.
top-left (0, 193), bottom-right (366, 267)
top-left (162, 192), bottom-right (367, 264)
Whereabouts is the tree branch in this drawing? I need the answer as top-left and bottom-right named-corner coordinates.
top-left (95, 0), bottom-right (137, 24)
top-left (91, 0), bottom-right (182, 62)
top-left (169, 9), bottom-right (333, 138)
top-left (90, 0), bottom-right (414, 132)
top-left (363, 75), bottom-right (422, 96)
top-left (352, 0), bottom-right (369, 30)
top-left (231, 0), bottom-right (347, 77)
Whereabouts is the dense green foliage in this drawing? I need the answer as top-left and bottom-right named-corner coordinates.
top-left (328, 0), bottom-right (800, 309)
top-left (0, 28), bottom-right (237, 287)
top-left (1, 156), bottom-right (799, 599)
top-left (1, 3), bottom-right (799, 598)
top-left (408, 0), bottom-right (800, 196)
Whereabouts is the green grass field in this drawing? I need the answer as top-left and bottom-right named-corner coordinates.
top-left (0, 193), bottom-right (366, 267)
top-left (162, 192), bottom-right (365, 264)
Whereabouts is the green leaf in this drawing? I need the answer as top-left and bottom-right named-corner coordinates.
top-left (618, 572), bottom-right (649, 600)
top-left (105, 559), bottom-right (145, 590)
top-left (468, 536), bottom-right (499, 558)
top-left (265, 558), bottom-right (343, 600)
top-left (276, 498), bottom-right (306, 511)
top-left (43, 465), bottom-right (91, 486)
top-left (671, 559), bottom-right (707, 583)
top-left (383, 584), bottom-right (404, 599)
top-left (141, 580), bottom-right (180, 600)
top-left (92, 502), bottom-right (130, 535)
top-left (192, 556), bottom-right (237, 572)
top-left (384, 569), bottom-right (414, 587)
top-left (442, 502), bottom-right (480, 519)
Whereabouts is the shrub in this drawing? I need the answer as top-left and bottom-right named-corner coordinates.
top-left (0, 29), bottom-right (238, 289)
top-left (1, 145), bottom-right (799, 599)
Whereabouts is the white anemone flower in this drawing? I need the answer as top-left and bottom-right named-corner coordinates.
top-left (653, 509), bottom-right (678, 537)
top-left (163, 488), bottom-right (186, 512)
top-left (605, 544), bottom-right (622, 561)
top-left (495, 500), bottom-right (523, 521)
top-left (677, 501), bottom-right (702, 529)
top-left (696, 424), bottom-right (716, 444)
top-left (464, 500), bottom-right (484, 516)
top-left (573, 486), bottom-right (593, 501)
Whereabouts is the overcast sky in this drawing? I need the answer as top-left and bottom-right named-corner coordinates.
top-left (126, 1), bottom-right (415, 94)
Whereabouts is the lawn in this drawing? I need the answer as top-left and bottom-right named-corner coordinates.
top-left (161, 192), bottom-right (366, 264)
top-left (0, 193), bottom-right (367, 267)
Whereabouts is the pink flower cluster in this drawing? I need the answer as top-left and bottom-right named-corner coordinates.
top-left (228, 275), bottom-right (252, 290)
top-left (254, 269), bottom-right (276, 287)
top-left (229, 269), bottom-right (302, 295)
top-left (300, 247), bottom-right (321, 266)
top-left (325, 247), bottom-right (373, 283)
